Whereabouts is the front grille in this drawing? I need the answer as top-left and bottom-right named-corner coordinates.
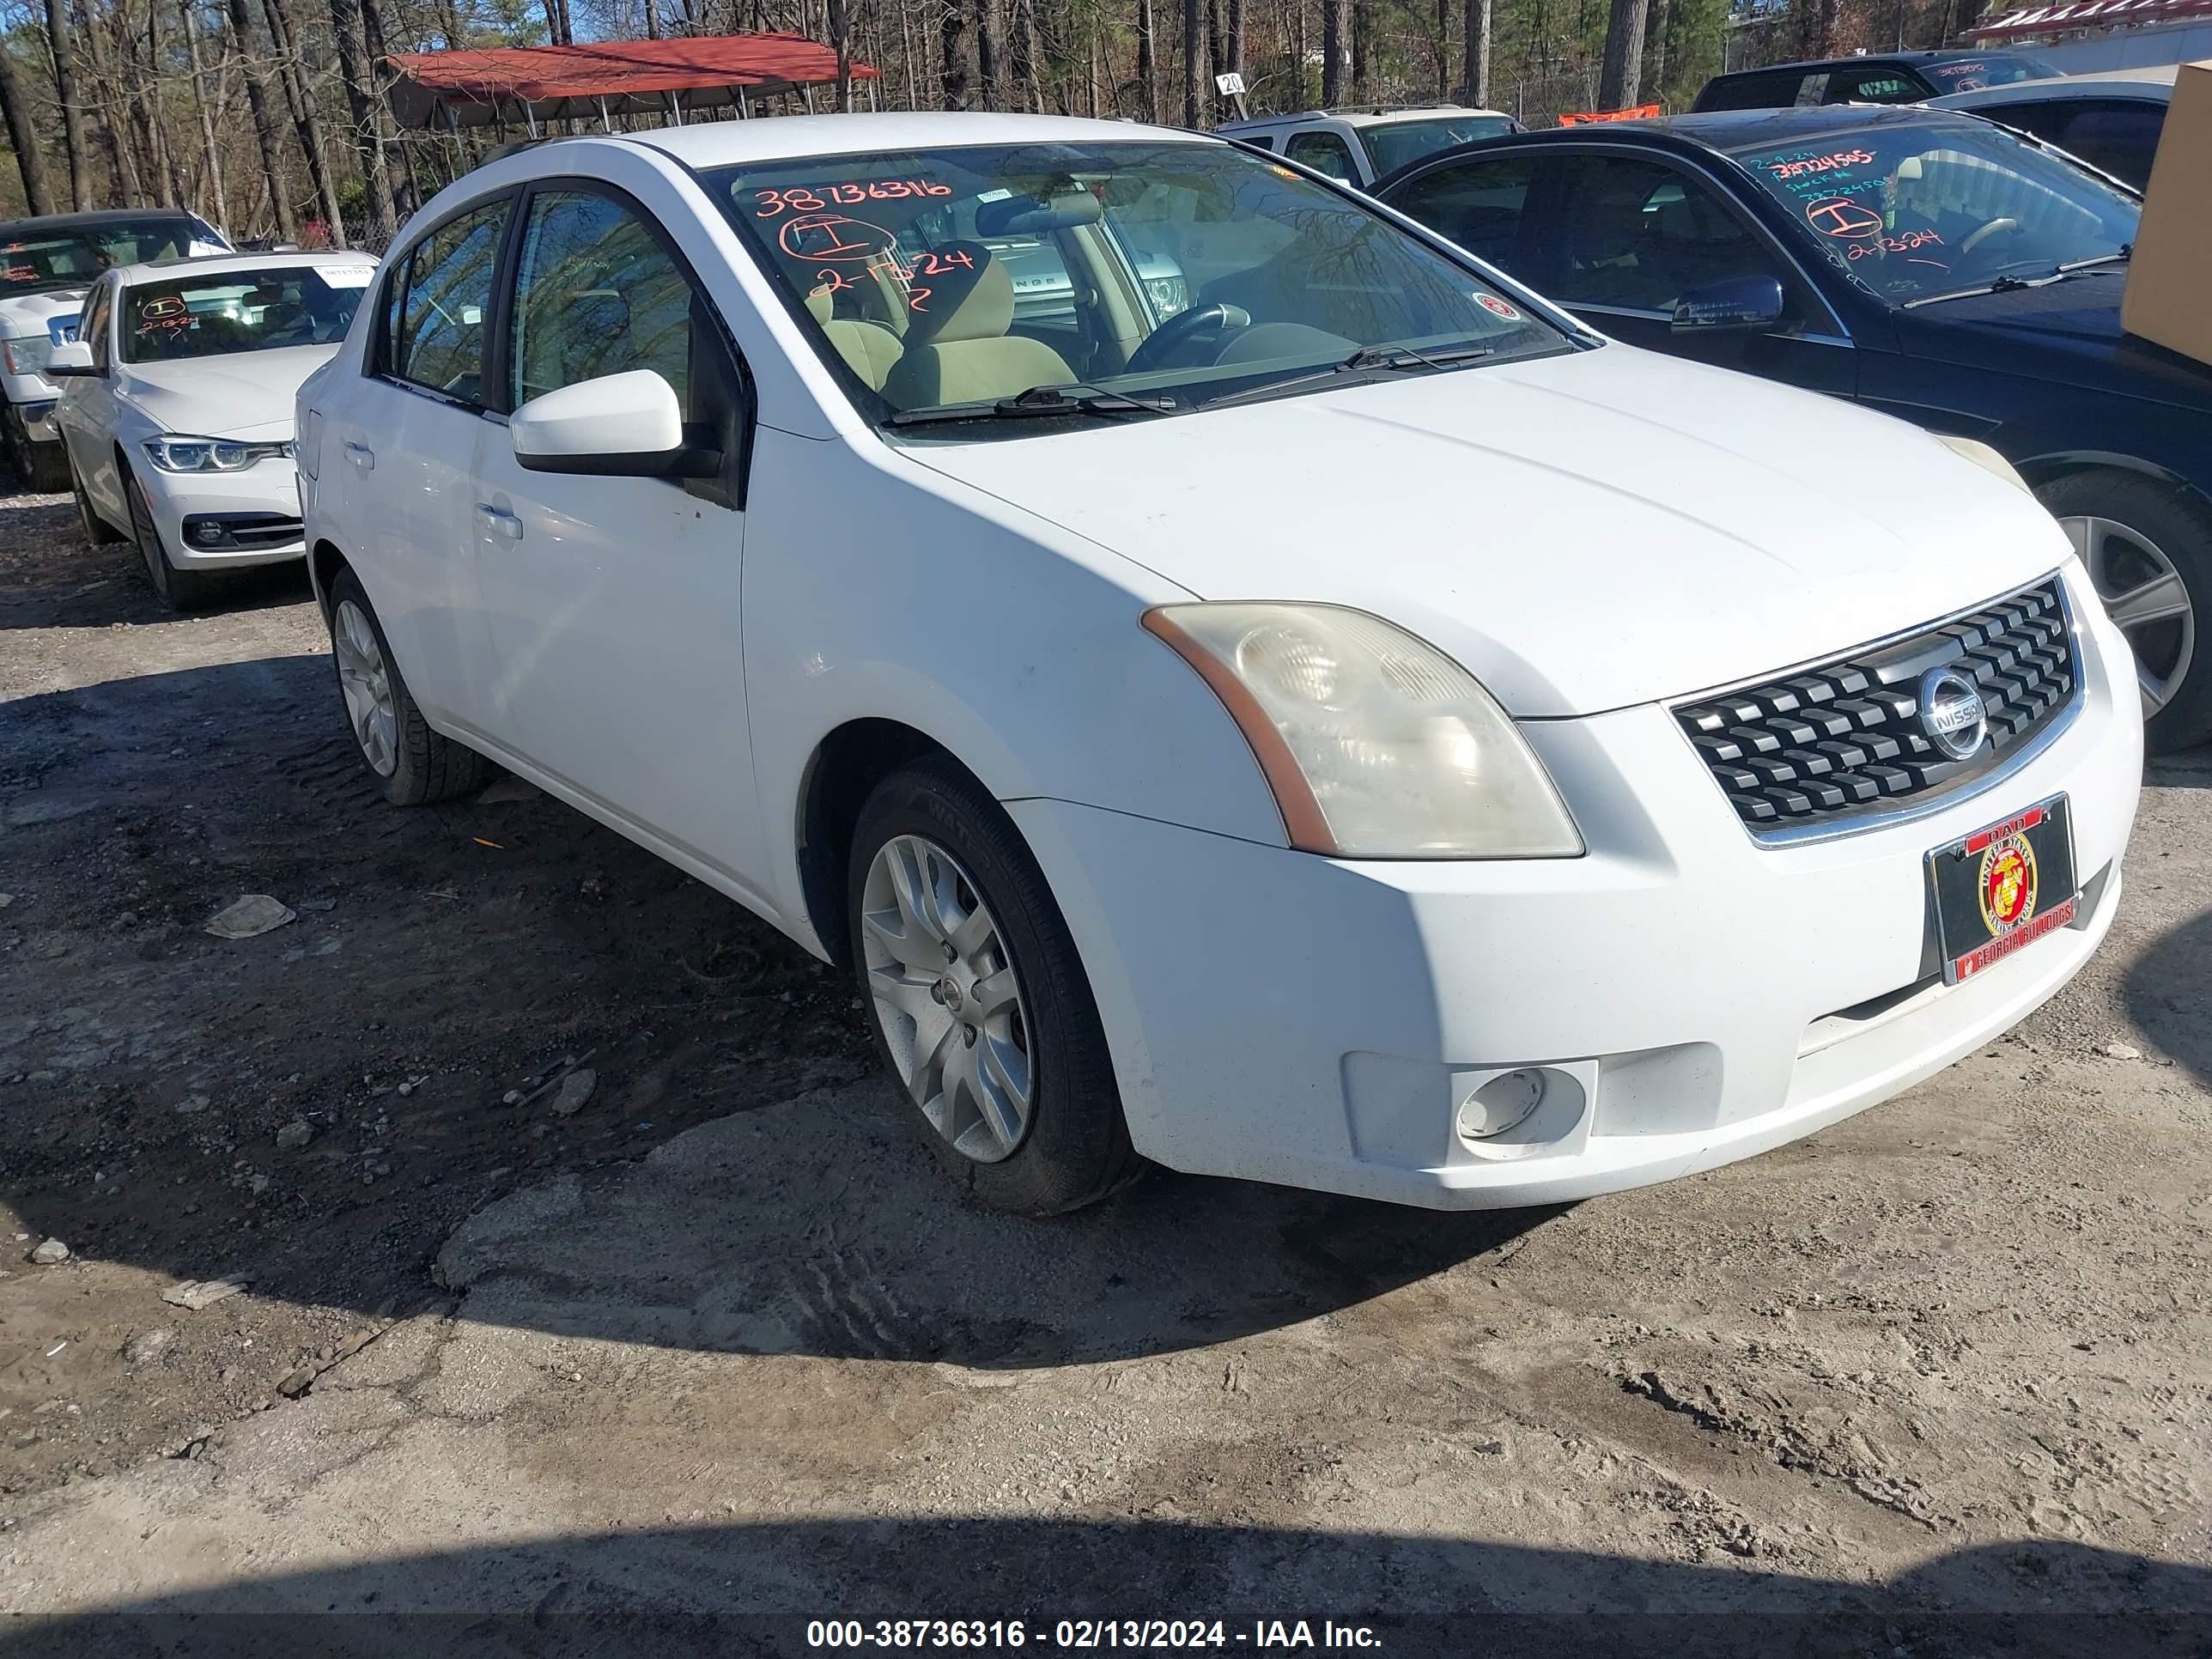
top-left (1674, 576), bottom-right (2078, 834)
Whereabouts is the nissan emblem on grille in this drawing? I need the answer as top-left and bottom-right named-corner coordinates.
top-left (1917, 666), bottom-right (1990, 762)
top-left (1671, 578), bottom-right (2080, 832)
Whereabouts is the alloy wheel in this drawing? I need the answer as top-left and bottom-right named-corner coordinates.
top-left (332, 599), bottom-right (399, 777)
top-left (860, 833), bottom-right (1034, 1164)
top-left (2064, 513), bottom-right (2196, 718)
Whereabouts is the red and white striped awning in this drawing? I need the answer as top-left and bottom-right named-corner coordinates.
top-left (1965, 0), bottom-right (2212, 41)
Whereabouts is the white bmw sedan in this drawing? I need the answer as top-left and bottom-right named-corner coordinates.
top-left (297, 113), bottom-right (2141, 1215)
top-left (51, 249), bottom-right (374, 609)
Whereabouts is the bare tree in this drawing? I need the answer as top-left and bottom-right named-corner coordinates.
top-left (940, 0), bottom-right (967, 108)
top-left (1320, 0), bottom-right (1345, 105)
top-left (972, 0), bottom-right (999, 107)
top-left (179, 0), bottom-right (228, 224)
top-left (222, 0), bottom-right (295, 236)
top-left (74, 0), bottom-right (143, 202)
top-left (0, 38), bottom-right (55, 214)
top-left (1134, 0), bottom-right (1157, 120)
top-left (326, 0), bottom-right (398, 242)
top-left (1461, 0), bottom-right (1489, 104)
top-left (1595, 0), bottom-right (1644, 110)
top-left (1182, 0), bottom-right (1200, 124)
top-left (44, 0), bottom-right (93, 210)
top-left (260, 0), bottom-right (349, 241)
top-left (1642, 0), bottom-right (1670, 104)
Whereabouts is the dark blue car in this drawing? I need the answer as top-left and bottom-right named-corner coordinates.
top-left (1373, 106), bottom-right (2212, 751)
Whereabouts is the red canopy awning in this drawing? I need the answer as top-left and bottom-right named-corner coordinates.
top-left (1964, 0), bottom-right (2212, 40)
top-left (386, 33), bottom-right (880, 128)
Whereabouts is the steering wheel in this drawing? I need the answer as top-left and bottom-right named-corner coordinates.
top-left (1959, 217), bottom-right (2020, 257)
top-left (1125, 301), bottom-right (1253, 375)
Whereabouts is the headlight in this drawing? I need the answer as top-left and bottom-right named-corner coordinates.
top-left (1144, 602), bottom-right (1584, 859)
top-left (1936, 433), bottom-right (2029, 494)
top-left (1145, 275), bottom-right (1189, 319)
top-left (142, 434), bottom-right (292, 473)
top-left (0, 335), bottom-right (52, 377)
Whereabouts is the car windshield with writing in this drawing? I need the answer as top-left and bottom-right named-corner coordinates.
top-left (1360, 115), bottom-right (1519, 177)
top-left (0, 218), bottom-right (205, 295)
top-left (1733, 119), bottom-right (2137, 306)
top-left (122, 264), bottom-right (371, 364)
top-left (707, 140), bottom-right (1565, 431)
top-left (1920, 53), bottom-right (2057, 93)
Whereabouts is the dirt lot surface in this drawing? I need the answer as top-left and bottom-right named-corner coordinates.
top-left (2, 494), bottom-right (2209, 1656)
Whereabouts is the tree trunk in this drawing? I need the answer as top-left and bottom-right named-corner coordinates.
top-left (972, 0), bottom-right (999, 107)
top-left (1596, 0), bottom-right (1645, 111)
top-left (262, 0), bottom-right (349, 243)
top-left (108, 0), bottom-right (165, 205)
top-left (44, 0), bottom-right (91, 210)
top-left (1224, 0), bottom-right (1241, 87)
top-left (1460, 0), bottom-right (1489, 105)
top-left (1351, 0), bottom-right (1368, 100)
top-left (1182, 0), bottom-right (1201, 125)
top-left (829, 0), bottom-right (851, 107)
top-left (0, 37), bottom-right (55, 215)
top-left (1642, 0), bottom-right (1671, 105)
top-left (180, 0), bottom-right (229, 226)
top-left (71, 0), bottom-right (138, 202)
top-left (1009, 0), bottom-right (1039, 112)
top-left (1206, 0), bottom-right (1221, 86)
top-left (327, 0), bottom-right (398, 243)
top-left (1134, 0), bottom-right (1156, 120)
top-left (223, 0), bottom-right (295, 237)
top-left (939, 0), bottom-right (968, 109)
top-left (1320, 0), bottom-right (1345, 106)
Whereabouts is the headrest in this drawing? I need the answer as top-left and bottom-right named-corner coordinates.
top-left (904, 242), bottom-right (1012, 345)
top-left (804, 283), bottom-right (834, 324)
top-left (974, 191), bottom-right (1104, 236)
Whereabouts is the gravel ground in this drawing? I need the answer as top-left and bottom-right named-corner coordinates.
top-left (2, 492), bottom-right (2209, 1656)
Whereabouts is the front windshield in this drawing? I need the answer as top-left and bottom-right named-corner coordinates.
top-left (122, 264), bottom-right (369, 363)
top-left (1735, 118), bottom-right (2137, 304)
top-left (1922, 54), bottom-right (2056, 92)
top-left (0, 219), bottom-right (204, 295)
top-left (1362, 115), bottom-right (1518, 177)
top-left (708, 140), bottom-right (1564, 428)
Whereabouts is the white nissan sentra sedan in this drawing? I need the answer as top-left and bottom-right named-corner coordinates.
top-left (50, 249), bottom-right (374, 609)
top-left (296, 113), bottom-right (2142, 1216)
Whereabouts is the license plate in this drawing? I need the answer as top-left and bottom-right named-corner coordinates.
top-left (1926, 794), bottom-right (2078, 986)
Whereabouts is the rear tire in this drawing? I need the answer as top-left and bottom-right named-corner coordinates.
top-left (325, 566), bottom-right (487, 806)
top-left (124, 465), bottom-right (222, 611)
top-left (2042, 469), bottom-right (2212, 753)
top-left (848, 757), bottom-right (1143, 1215)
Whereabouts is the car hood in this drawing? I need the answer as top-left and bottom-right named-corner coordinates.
top-left (904, 342), bottom-right (2073, 717)
top-left (118, 345), bottom-right (337, 440)
top-left (1896, 272), bottom-right (2212, 411)
top-left (0, 289), bottom-right (88, 337)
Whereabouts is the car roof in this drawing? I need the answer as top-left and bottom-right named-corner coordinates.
top-left (1929, 65), bottom-right (2177, 106)
top-left (624, 110), bottom-right (1207, 170)
top-left (1218, 105), bottom-right (1512, 131)
top-left (108, 248), bottom-right (377, 286)
top-left (1709, 49), bottom-right (2011, 76)
top-left (0, 208), bottom-right (207, 237)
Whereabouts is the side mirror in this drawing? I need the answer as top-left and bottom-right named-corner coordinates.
top-left (46, 340), bottom-right (97, 377)
top-left (510, 369), bottom-right (720, 479)
top-left (1671, 275), bottom-right (1787, 335)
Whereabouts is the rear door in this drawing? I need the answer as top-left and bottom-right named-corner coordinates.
top-left (465, 181), bottom-right (768, 896)
top-left (328, 193), bottom-right (515, 736)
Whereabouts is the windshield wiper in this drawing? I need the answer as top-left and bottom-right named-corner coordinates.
top-left (1903, 273), bottom-right (2038, 308)
top-left (1197, 341), bottom-right (1497, 411)
top-left (887, 384), bottom-right (1176, 427)
top-left (2053, 244), bottom-right (2131, 276)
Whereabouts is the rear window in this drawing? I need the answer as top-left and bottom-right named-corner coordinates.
top-left (1361, 115), bottom-right (1518, 178)
top-left (1697, 70), bottom-right (1820, 112)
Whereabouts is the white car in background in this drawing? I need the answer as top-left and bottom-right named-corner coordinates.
top-left (1929, 65), bottom-right (2175, 190)
top-left (301, 114), bottom-right (2140, 1217)
top-left (50, 249), bottom-right (374, 609)
top-left (0, 208), bottom-right (231, 489)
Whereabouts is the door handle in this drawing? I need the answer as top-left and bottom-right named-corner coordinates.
top-left (342, 441), bottom-right (374, 471)
top-left (475, 502), bottom-right (524, 542)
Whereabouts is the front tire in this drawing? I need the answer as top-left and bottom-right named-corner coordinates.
top-left (848, 758), bottom-right (1142, 1215)
top-left (325, 567), bottom-right (487, 806)
top-left (69, 452), bottom-right (123, 544)
top-left (2043, 470), bottom-right (2212, 753)
top-left (5, 407), bottom-right (68, 493)
top-left (124, 465), bottom-right (222, 611)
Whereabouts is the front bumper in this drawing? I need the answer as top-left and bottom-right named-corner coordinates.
top-left (15, 400), bottom-right (59, 444)
top-left (141, 456), bottom-right (306, 568)
top-left (1012, 567), bottom-right (2142, 1210)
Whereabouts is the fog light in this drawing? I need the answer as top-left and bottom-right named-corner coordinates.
top-left (191, 523), bottom-right (223, 545)
top-left (1457, 1068), bottom-right (1546, 1141)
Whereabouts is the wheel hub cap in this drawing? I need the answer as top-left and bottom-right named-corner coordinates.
top-left (860, 834), bottom-right (1032, 1164)
top-left (332, 599), bottom-right (399, 778)
top-left (2063, 513), bottom-right (2195, 719)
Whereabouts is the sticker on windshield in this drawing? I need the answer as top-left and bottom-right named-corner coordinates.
top-left (1806, 197), bottom-right (1885, 239)
top-left (1476, 294), bottom-right (1522, 320)
top-left (315, 264), bottom-right (375, 289)
top-left (777, 213), bottom-right (898, 264)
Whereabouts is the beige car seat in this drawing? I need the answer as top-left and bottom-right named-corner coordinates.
top-left (805, 285), bottom-right (904, 391)
top-left (881, 242), bottom-right (1076, 409)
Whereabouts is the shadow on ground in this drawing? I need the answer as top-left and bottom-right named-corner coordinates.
top-left (2124, 902), bottom-right (2212, 1091)
top-left (0, 656), bottom-right (1548, 1375)
top-left (9, 1526), bottom-right (2208, 1659)
top-left (0, 494), bottom-right (313, 631)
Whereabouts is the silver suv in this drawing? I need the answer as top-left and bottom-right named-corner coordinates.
top-left (1214, 105), bottom-right (1522, 188)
